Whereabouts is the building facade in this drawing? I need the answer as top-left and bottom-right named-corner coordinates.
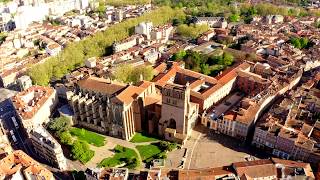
top-left (159, 84), bottom-right (199, 143)
top-left (30, 128), bottom-right (67, 170)
top-left (11, 86), bottom-right (58, 135)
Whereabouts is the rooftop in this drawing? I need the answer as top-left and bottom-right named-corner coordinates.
top-left (78, 76), bottom-right (127, 96)
top-left (0, 150), bottom-right (53, 180)
top-left (11, 86), bottom-right (55, 120)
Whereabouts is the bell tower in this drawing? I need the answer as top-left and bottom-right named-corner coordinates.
top-left (159, 83), bottom-right (191, 140)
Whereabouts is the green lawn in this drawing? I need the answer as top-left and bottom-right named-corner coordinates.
top-left (136, 144), bottom-right (162, 162)
top-left (70, 128), bottom-right (105, 147)
top-left (98, 145), bottom-right (140, 169)
top-left (130, 132), bottom-right (160, 143)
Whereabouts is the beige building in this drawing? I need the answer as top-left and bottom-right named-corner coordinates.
top-left (30, 127), bottom-right (67, 170)
top-left (11, 86), bottom-right (58, 135)
top-left (112, 35), bottom-right (144, 53)
top-left (0, 120), bottom-right (13, 154)
top-left (0, 150), bottom-right (54, 180)
top-left (159, 84), bottom-right (198, 143)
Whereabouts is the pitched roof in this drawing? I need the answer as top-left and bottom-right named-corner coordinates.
top-left (78, 77), bottom-right (126, 95)
top-left (11, 86), bottom-right (55, 120)
top-left (0, 150), bottom-right (53, 180)
top-left (233, 159), bottom-right (277, 178)
top-left (113, 86), bottom-right (145, 105)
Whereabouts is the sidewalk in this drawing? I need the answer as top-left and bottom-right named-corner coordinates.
top-left (86, 135), bottom-right (144, 169)
top-left (182, 129), bottom-right (203, 170)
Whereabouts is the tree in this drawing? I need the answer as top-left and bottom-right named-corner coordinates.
top-left (290, 37), bottom-right (312, 49)
top-left (177, 24), bottom-right (209, 39)
top-left (171, 50), bottom-right (186, 61)
top-left (114, 64), bottom-right (154, 84)
top-left (96, 0), bottom-right (106, 16)
top-left (200, 64), bottom-right (210, 75)
top-left (124, 157), bottom-right (138, 169)
top-left (28, 7), bottom-right (185, 85)
top-left (113, 64), bottom-right (133, 83)
top-left (158, 141), bottom-right (177, 152)
top-left (229, 14), bottom-right (240, 22)
top-left (172, 18), bottom-right (183, 26)
top-left (222, 52), bottom-right (234, 66)
top-left (59, 131), bottom-right (73, 145)
top-left (71, 140), bottom-right (95, 164)
top-left (48, 116), bottom-right (71, 133)
top-left (105, 0), bottom-right (150, 6)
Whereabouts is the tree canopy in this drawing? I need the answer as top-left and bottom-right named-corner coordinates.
top-left (59, 131), bottom-right (73, 145)
top-left (105, 0), bottom-right (150, 6)
top-left (113, 64), bottom-right (154, 84)
top-left (48, 116), bottom-right (71, 134)
top-left (172, 50), bottom-right (234, 76)
top-left (71, 140), bottom-right (95, 164)
top-left (289, 37), bottom-right (313, 49)
top-left (0, 32), bottom-right (7, 45)
top-left (176, 24), bottom-right (209, 39)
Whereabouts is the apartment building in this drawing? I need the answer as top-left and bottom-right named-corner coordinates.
top-left (135, 22), bottom-right (153, 39)
top-left (30, 127), bottom-right (67, 170)
top-left (252, 72), bottom-right (320, 165)
top-left (0, 119), bottom-right (12, 154)
top-left (16, 75), bottom-right (33, 91)
top-left (194, 17), bottom-right (228, 29)
top-left (204, 94), bottom-right (260, 141)
top-left (201, 56), bottom-right (304, 140)
top-left (112, 34), bottom-right (144, 53)
top-left (84, 158), bottom-right (315, 180)
top-left (0, 150), bottom-right (54, 180)
top-left (11, 86), bottom-right (58, 134)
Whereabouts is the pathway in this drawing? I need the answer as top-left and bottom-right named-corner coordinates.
top-left (183, 128), bottom-right (204, 170)
top-left (86, 140), bottom-right (116, 168)
top-left (86, 135), bottom-right (145, 169)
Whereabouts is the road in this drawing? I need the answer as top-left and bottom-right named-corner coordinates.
top-left (0, 100), bottom-right (33, 155)
top-left (0, 99), bottom-right (69, 179)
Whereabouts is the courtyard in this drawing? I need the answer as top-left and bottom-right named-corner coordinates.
top-left (166, 126), bottom-right (268, 169)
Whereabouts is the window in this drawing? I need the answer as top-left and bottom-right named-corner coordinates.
top-left (173, 100), bottom-right (177, 105)
top-left (166, 98), bottom-right (171, 103)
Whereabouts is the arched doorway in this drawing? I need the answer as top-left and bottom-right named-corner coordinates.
top-left (168, 118), bottom-right (176, 129)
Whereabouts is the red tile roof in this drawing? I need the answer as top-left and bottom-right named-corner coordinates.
top-left (12, 86), bottom-right (55, 120)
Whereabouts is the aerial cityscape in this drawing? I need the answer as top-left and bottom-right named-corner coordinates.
top-left (0, 0), bottom-right (319, 179)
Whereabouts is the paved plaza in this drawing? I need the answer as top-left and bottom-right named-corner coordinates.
top-left (181, 126), bottom-right (262, 169)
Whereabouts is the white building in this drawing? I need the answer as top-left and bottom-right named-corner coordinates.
top-left (14, 5), bottom-right (49, 30)
top-left (135, 22), bottom-right (153, 39)
top-left (195, 17), bottom-right (228, 29)
top-left (85, 57), bottom-right (97, 68)
top-left (30, 127), bottom-right (67, 170)
top-left (17, 75), bottom-right (32, 91)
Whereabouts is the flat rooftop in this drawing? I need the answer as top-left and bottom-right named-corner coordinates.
top-left (208, 92), bottom-right (244, 121)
